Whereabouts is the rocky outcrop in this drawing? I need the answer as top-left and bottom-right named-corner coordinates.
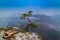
top-left (0, 27), bottom-right (42, 40)
top-left (14, 32), bottom-right (41, 40)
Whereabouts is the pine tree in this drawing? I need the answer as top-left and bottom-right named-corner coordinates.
top-left (20, 11), bottom-right (38, 32)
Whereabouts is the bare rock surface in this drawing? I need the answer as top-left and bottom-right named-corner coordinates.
top-left (14, 32), bottom-right (41, 40)
top-left (0, 27), bottom-right (42, 40)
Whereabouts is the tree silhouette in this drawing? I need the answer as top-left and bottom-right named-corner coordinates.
top-left (20, 11), bottom-right (38, 32)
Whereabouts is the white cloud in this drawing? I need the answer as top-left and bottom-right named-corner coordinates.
top-left (0, 7), bottom-right (60, 18)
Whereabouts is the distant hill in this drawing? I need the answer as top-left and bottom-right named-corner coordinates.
top-left (31, 14), bottom-right (60, 40)
top-left (52, 15), bottom-right (60, 26)
top-left (32, 14), bottom-right (53, 23)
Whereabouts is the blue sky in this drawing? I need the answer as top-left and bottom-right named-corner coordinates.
top-left (0, 0), bottom-right (60, 18)
top-left (0, 0), bottom-right (60, 8)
